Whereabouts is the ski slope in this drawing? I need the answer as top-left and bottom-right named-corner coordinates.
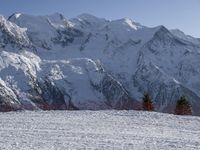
top-left (0, 110), bottom-right (199, 150)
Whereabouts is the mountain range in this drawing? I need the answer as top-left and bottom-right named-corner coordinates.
top-left (0, 12), bottom-right (200, 115)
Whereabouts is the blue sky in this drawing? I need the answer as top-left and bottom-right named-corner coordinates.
top-left (0, 0), bottom-right (200, 37)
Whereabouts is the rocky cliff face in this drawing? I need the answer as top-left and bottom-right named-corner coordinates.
top-left (0, 13), bottom-right (200, 115)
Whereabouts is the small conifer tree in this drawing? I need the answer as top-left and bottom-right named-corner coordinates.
top-left (175, 96), bottom-right (192, 115)
top-left (142, 93), bottom-right (154, 111)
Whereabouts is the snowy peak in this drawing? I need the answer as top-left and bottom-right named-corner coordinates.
top-left (70, 13), bottom-right (108, 31)
top-left (71, 14), bottom-right (143, 33)
top-left (47, 12), bottom-right (65, 21)
top-left (8, 13), bottom-right (83, 49)
top-left (8, 13), bottom-right (22, 20)
top-left (154, 25), bottom-right (172, 37)
top-left (0, 15), bottom-right (31, 49)
top-left (9, 12), bottom-right (65, 21)
top-left (8, 12), bottom-right (70, 29)
top-left (9, 12), bottom-right (76, 32)
top-left (8, 13), bottom-right (60, 49)
top-left (46, 13), bottom-right (74, 28)
top-left (77, 13), bottom-right (106, 21)
top-left (111, 18), bottom-right (142, 30)
top-left (122, 18), bottom-right (142, 30)
top-left (148, 25), bottom-right (178, 46)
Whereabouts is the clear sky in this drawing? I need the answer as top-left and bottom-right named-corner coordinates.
top-left (0, 0), bottom-right (199, 37)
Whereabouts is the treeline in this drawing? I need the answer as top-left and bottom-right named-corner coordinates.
top-left (142, 93), bottom-right (192, 115)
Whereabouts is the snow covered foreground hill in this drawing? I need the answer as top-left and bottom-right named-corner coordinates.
top-left (1, 13), bottom-right (200, 115)
top-left (0, 110), bottom-right (200, 150)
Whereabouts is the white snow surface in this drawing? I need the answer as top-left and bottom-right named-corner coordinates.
top-left (0, 110), bottom-right (199, 150)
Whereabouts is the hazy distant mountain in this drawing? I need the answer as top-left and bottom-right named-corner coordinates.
top-left (0, 13), bottom-right (200, 115)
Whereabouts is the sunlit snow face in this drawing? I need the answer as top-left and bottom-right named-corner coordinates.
top-left (15, 13), bottom-right (21, 19)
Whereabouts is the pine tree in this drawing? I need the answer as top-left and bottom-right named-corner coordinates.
top-left (142, 93), bottom-right (154, 111)
top-left (175, 96), bottom-right (192, 115)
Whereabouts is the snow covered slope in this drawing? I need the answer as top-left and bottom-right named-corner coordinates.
top-left (0, 110), bottom-right (199, 150)
top-left (0, 13), bottom-right (200, 115)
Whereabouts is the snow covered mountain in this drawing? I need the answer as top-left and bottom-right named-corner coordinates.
top-left (1, 13), bottom-right (200, 115)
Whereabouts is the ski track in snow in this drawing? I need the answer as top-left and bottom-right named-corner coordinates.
top-left (0, 110), bottom-right (200, 150)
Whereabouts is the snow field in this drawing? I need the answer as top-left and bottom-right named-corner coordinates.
top-left (0, 110), bottom-right (199, 150)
